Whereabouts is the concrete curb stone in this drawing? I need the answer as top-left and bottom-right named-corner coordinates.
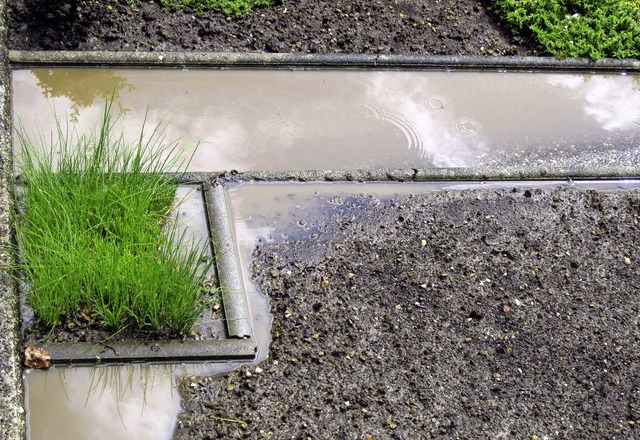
top-left (0, 0), bottom-right (26, 438)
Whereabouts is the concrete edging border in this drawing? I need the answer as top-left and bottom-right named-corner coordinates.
top-left (172, 166), bottom-right (640, 185)
top-left (0, 1), bottom-right (26, 439)
top-left (204, 184), bottom-right (253, 339)
top-left (8, 50), bottom-right (640, 72)
top-left (42, 338), bottom-right (257, 364)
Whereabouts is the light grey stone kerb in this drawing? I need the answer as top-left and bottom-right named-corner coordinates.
top-left (7, 50), bottom-right (640, 72)
top-left (0, 0), bottom-right (27, 438)
top-left (204, 183), bottom-right (253, 339)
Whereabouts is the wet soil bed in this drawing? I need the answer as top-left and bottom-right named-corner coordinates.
top-left (21, 280), bottom-right (222, 345)
top-left (176, 187), bottom-right (640, 438)
top-left (7, 0), bottom-right (540, 56)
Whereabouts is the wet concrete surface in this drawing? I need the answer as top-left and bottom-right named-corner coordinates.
top-left (225, 179), bottom-right (640, 249)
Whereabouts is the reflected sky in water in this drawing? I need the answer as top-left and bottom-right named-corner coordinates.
top-left (26, 365), bottom-right (179, 440)
top-left (12, 68), bottom-right (640, 171)
top-left (546, 74), bottom-right (640, 131)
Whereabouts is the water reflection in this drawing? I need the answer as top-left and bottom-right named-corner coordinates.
top-left (172, 186), bottom-right (212, 264)
top-left (26, 365), bottom-right (180, 440)
top-left (31, 69), bottom-right (133, 121)
top-left (12, 68), bottom-right (640, 172)
top-left (362, 74), bottom-right (485, 166)
top-left (547, 74), bottom-right (640, 131)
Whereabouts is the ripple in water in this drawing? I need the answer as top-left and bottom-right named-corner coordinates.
top-left (365, 100), bottom-right (426, 158)
top-left (623, 106), bottom-right (640, 128)
top-left (228, 113), bottom-right (304, 170)
top-left (455, 118), bottom-right (482, 136)
top-left (246, 112), bottom-right (301, 147)
top-left (425, 96), bottom-right (447, 111)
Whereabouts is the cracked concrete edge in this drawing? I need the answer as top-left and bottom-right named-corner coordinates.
top-left (204, 183), bottom-right (253, 339)
top-left (0, 0), bottom-right (26, 439)
top-left (171, 166), bottom-right (640, 185)
top-left (7, 50), bottom-right (640, 71)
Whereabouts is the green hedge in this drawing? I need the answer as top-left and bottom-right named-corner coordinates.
top-left (493, 0), bottom-right (640, 59)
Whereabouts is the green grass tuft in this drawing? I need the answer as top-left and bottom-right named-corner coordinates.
top-left (157, 0), bottom-right (280, 17)
top-left (15, 101), bottom-right (213, 337)
top-left (493, 0), bottom-right (640, 59)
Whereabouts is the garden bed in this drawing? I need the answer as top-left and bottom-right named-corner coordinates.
top-left (7, 0), bottom-right (539, 56)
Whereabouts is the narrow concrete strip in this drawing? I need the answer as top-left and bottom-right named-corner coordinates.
top-left (37, 338), bottom-right (257, 364)
top-left (172, 166), bottom-right (640, 186)
top-left (412, 166), bottom-right (640, 181)
top-left (204, 183), bottom-right (253, 339)
top-left (0, 0), bottom-right (26, 438)
top-left (8, 50), bottom-right (640, 71)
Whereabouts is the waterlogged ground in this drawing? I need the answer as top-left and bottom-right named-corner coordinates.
top-left (176, 187), bottom-right (640, 438)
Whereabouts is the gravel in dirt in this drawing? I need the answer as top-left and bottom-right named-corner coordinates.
top-left (176, 187), bottom-right (640, 439)
top-left (7, 0), bottom-right (540, 55)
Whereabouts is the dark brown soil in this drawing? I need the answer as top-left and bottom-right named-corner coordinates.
top-left (176, 187), bottom-right (640, 439)
top-left (7, 0), bottom-right (540, 56)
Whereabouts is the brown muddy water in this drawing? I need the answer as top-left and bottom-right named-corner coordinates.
top-left (12, 66), bottom-right (640, 439)
top-left (26, 365), bottom-right (180, 440)
top-left (11, 68), bottom-right (640, 171)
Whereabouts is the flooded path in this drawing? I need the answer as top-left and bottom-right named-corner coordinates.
top-left (12, 68), bottom-right (640, 171)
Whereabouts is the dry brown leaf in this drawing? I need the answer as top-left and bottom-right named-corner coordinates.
top-left (24, 347), bottom-right (51, 369)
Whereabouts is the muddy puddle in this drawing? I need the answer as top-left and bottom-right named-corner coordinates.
top-left (26, 365), bottom-right (179, 440)
top-left (12, 68), bottom-right (640, 171)
top-left (226, 180), bottom-right (640, 254)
